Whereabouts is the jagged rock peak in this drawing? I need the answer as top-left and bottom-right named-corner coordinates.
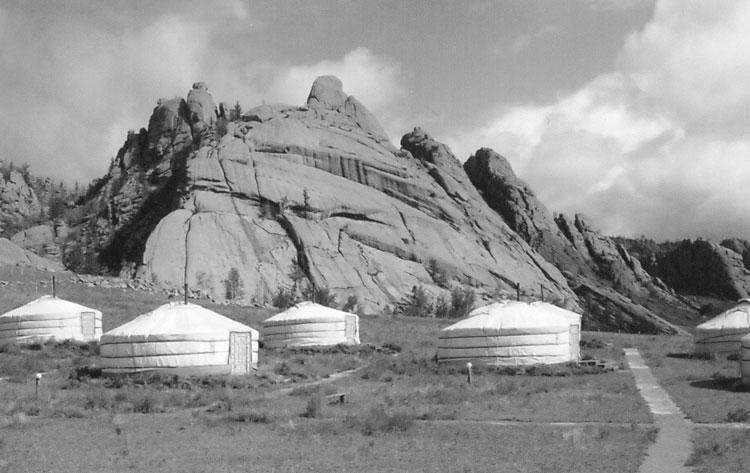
top-left (305, 75), bottom-right (392, 145)
top-left (186, 81), bottom-right (217, 128)
top-left (466, 148), bottom-right (517, 177)
top-left (400, 127), bottom-right (459, 166)
top-left (307, 75), bottom-right (348, 110)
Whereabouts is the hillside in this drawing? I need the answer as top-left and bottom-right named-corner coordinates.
top-left (1, 76), bottom-right (718, 333)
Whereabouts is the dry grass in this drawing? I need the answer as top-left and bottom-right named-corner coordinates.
top-left (613, 332), bottom-right (750, 423)
top-left (0, 413), bottom-right (654, 473)
top-left (0, 266), bottom-right (692, 472)
top-left (688, 428), bottom-right (750, 472)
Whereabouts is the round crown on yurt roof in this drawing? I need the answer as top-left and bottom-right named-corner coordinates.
top-left (102, 301), bottom-right (256, 340)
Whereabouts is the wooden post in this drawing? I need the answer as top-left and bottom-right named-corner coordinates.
top-left (52, 276), bottom-right (56, 297)
top-left (467, 362), bottom-right (473, 385)
top-left (516, 283), bottom-right (520, 302)
top-left (540, 284), bottom-right (544, 302)
top-left (184, 283), bottom-right (188, 304)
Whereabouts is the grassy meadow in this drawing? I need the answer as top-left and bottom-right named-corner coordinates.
top-left (1, 266), bottom-right (749, 471)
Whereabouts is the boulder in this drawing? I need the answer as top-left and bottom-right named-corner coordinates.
top-left (0, 238), bottom-right (63, 271)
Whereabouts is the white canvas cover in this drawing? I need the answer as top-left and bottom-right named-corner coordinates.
top-left (530, 301), bottom-right (582, 361)
top-left (694, 299), bottom-right (750, 355)
top-left (741, 332), bottom-right (750, 385)
top-left (0, 295), bottom-right (102, 344)
top-left (262, 301), bottom-right (360, 348)
top-left (100, 302), bottom-right (258, 374)
top-left (437, 301), bottom-right (577, 366)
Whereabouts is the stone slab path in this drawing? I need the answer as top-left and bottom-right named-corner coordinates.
top-left (624, 348), bottom-right (695, 473)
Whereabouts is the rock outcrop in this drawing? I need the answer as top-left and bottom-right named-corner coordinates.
top-left (0, 171), bottom-right (42, 237)
top-left (72, 78), bottom-right (580, 314)
top-left (0, 238), bottom-right (63, 271)
top-left (464, 148), bottom-right (593, 277)
top-left (464, 147), bottom-right (694, 330)
top-left (650, 239), bottom-right (750, 300)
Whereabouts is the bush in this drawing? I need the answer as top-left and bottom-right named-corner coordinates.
top-left (228, 408), bottom-right (274, 423)
top-left (342, 295), bottom-right (358, 313)
top-left (427, 259), bottom-right (450, 287)
top-left (311, 286), bottom-right (338, 308)
top-left (348, 405), bottom-right (415, 436)
top-left (447, 287), bottom-right (475, 319)
top-left (223, 267), bottom-right (244, 300)
top-left (726, 408), bottom-right (750, 423)
top-left (272, 286), bottom-right (299, 309)
top-left (398, 286), bottom-right (433, 317)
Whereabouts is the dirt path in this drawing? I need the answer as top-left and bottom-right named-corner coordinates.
top-left (624, 348), bottom-right (695, 473)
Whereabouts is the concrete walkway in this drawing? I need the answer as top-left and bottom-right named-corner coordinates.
top-left (624, 348), bottom-right (695, 473)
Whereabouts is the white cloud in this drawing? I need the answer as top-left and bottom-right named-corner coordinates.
top-left (447, 0), bottom-right (750, 240)
top-left (511, 24), bottom-right (559, 55)
top-left (0, 2), bottom-right (408, 184)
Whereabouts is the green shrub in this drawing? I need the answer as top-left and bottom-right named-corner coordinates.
top-left (131, 392), bottom-right (159, 414)
top-left (228, 408), bottom-right (274, 423)
top-left (726, 408), bottom-right (750, 423)
top-left (348, 405), bottom-right (415, 436)
top-left (398, 286), bottom-right (433, 317)
top-left (342, 295), bottom-right (358, 313)
top-left (427, 259), bottom-right (450, 287)
top-left (311, 286), bottom-right (337, 308)
top-left (272, 286), bottom-right (299, 309)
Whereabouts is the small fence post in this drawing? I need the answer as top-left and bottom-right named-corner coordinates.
top-left (467, 362), bottom-right (473, 385)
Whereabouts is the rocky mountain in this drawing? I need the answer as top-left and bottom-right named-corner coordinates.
top-left (18, 76), bottom-right (701, 334)
top-left (464, 148), bottom-right (695, 331)
top-left (621, 238), bottom-right (750, 301)
top-left (0, 169), bottom-right (42, 237)
top-left (68, 78), bottom-right (578, 314)
top-left (0, 237), bottom-right (62, 271)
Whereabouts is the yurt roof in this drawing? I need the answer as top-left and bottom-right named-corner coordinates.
top-left (529, 301), bottom-right (582, 325)
top-left (440, 301), bottom-right (572, 337)
top-left (263, 301), bottom-right (357, 326)
top-left (697, 299), bottom-right (750, 330)
top-left (103, 302), bottom-right (256, 339)
top-left (0, 295), bottom-right (100, 317)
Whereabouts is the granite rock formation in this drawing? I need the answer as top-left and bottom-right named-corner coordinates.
top-left (72, 78), bottom-right (581, 314)
top-left (464, 147), bottom-right (695, 330)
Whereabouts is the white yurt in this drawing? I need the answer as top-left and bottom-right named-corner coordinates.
top-left (100, 301), bottom-right (258, 375)
top-left (262, 301), bottom-right (360, 348)
top-left (694, 299), bottom-right (750, 355)
top-left (0, 295), bottom-right (102, 345)
top-left (437, 300), bottom-right (580, 366)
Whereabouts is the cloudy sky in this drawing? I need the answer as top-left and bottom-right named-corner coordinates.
top-left (1, 0), bottom-right (749, 241)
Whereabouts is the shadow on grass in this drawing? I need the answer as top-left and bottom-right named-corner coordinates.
top-left (667, 352), bottom-right (713, 360)
top-left (689, 377), bottom-right (750, 393)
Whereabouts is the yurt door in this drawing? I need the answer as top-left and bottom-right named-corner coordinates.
top-left (570, 324), bottom-right (581, 361)
top-left (345, 317), bottom-right (356, 342)
top-left (229, 332), bottom-right (251, 374)
top-left (81, 312), bottom-right (96, 340)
